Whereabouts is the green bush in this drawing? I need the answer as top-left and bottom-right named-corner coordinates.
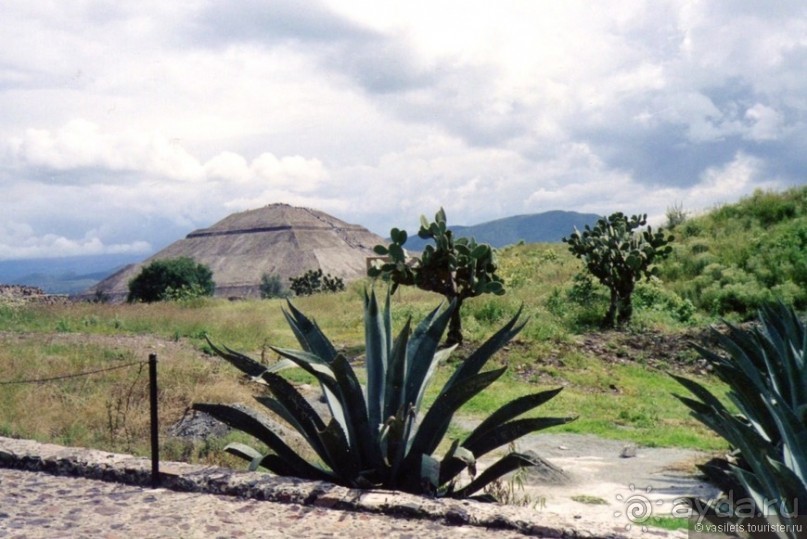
top-left (672, 304), bottom-right (807, 536)
top-left (127, 257), bottom-right (214, 303)
top-left (659, 186), bottom-right (806, 318)
top-left (259, 273), bottom-right (290, 299)
top-left (194, 291), bottom-right (574, 498)
top-left (289, 269), bottom-right (345, 296)
top-left (632, 281), bottom-right (695, 323)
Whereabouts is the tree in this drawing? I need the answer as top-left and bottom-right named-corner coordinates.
top-left (127, 257), bottom-right (215, 303)
top-left (562, 212), bottom-right (673, 327)
top-left (368, 208), bottom-right (505, 345)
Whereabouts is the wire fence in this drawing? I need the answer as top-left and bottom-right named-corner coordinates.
top-left (0, 361), bottom-right (145, 385)
top-left (0, 353), bottom-right (161, 487)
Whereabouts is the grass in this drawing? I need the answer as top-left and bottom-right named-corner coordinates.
top-left (0, 272), bottom-right (732, 466)
top-left (15, 198), bottom-right (799, 465)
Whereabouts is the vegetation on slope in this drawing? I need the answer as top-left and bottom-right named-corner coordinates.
top-left (659, 186), bottom-right (806, 318)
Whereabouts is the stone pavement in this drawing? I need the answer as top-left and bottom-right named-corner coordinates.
top-left (0, 468), bottom-right (529, 538)
top-left (0, 437), bottom-right (686, 538)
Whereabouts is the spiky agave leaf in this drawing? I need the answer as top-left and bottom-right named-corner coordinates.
top-left (191, 403), bottom-right (333, 481)
top-left (282, 300), bottom-right (337, 362)
top-left (672, 303), bottom-right (807, 537)
top-left (364, 288), bottom-right (391, 435)
top-left (450, 452), bottom-right (541, 499)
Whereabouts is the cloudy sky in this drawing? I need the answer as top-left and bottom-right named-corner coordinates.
top-left (1, 1), bottom-right (805, 260)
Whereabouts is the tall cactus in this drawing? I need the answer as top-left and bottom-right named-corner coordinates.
top-left (368, 208), bottom-right (505, 345)
top-left (562, 212), bottom-right (673, 327)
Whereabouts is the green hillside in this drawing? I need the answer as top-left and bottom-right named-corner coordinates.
top-left (659, 186), bottom-right (806, 318)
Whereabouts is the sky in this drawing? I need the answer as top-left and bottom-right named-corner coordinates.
top-left (1, 0), bottom-right (805, 261)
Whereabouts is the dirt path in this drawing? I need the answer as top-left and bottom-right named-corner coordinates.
top-left (507, 433), bottom-right (719, 533)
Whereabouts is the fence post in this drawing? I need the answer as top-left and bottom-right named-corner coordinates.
top-left (149, 353), bottom-right (160, 488)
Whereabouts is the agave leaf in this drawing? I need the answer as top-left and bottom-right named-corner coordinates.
top-left (257, 453), bottom-right (327, 479)
top-left (255, 395), bottom-right (325, 454)
top-left (206, 338), bottom-right (267, 378)
top-left (385, 404), bottom-right (419, 487)
top-left (364, 289), bottom-right (389, 436)
top-left (404, 301), bottom-right (456, 412)
top-left (270, 346), bottom-right (332, 367)
top-left (464, 388), bottom-right (565, 448)
top-left (450, 452), bottom-right (538, 499)
top-left (269, 345), bottom-right (348, 434)
top-left (224, 442), bottom-right (263, 464)
top-left (405, 300), bottom-right (458, 411)
top-left (330, 353), bottom-right (384, 472)
top-left (405, 367), bottom-right (507, 467)
top-left (464, 417), bottom-right (575, 459)
top-left (192, 403), bottom-right (333, 481)
top-left (283, 301), bottom-right (337, 362)
top-left (411, 345), bottom-right (456, 416)
top-left (421, 453), bottom-right (441, 489)
top-left (318, 417), bottom-right (361, 484)
top-left (443, 306), bottom-right (526, 393)
top-left (439, 416), bottom-right (574, 486)
top-left (265, 358), bottom-right (298, 373)
top-left (762, 396), bottom-right (807, 485)
top-left (766, 458), bottom-right (807, 516)
top-left (253, 373), bottom-right (331, 464)
top-left (384, 318), bottom-right (411, 421)
top-left (669, 373), bottom-right (729, 412)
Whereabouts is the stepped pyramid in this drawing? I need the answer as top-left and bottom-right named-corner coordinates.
top-left (85, 204), bottom-right (384, 301)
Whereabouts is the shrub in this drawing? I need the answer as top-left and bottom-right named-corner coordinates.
top-left (289, 269), bottom-right (345, 296)
top-left (672, 304), bottom-right (807, 536)
top-left (127, 257), bottom-right (214, 303)
top-left (259, 273), bottom-right (290, 299)
top-left (632, 280), bottom-right (695, 323)
top-left (194, 290), bottom-right (574, 498)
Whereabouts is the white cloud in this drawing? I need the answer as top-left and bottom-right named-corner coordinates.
top-left (0, 223), bottom-right (152, 261)
top-left (744, 104), bottom-right (785, 141)
top-left (0, 0), bottom-right (804, 261)
top-left (7, 120), bottom-right (205, 182)
top-left (251, 153), bottom-right (327, 191)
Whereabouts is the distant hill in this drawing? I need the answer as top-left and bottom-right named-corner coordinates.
top-left (399, 210), bottom-right (602, 250)
top-left (0, 254), bottom-right (143, 295)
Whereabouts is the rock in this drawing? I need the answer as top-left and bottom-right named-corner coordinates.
top-left (167, 409), bottom-right (231, 440)
top-left (519, 450), bottom-right (570, 485)
top-left (620, 444), bottom-right (637, 458)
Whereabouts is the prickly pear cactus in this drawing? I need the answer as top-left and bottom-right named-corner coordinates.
top-left (563, 212), bottom-right (673, 327)
top-left (368, 208), bottom-right (505, 344)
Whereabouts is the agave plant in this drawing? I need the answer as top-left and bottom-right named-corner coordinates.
top-left (672, 303), bottom-right (807, 536)
top-left (193, 290), bottom-right (574, 498)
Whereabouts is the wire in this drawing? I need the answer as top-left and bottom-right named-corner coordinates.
top-left (0, 361), bottom-right (146, 385)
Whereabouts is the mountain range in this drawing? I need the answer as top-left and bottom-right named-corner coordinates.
top-left (1, 209), bottom-right (600, 294)
top-left (397, 210), bottom-right (601, 250)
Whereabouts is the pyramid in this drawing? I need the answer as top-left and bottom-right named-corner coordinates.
top-left (85, 204), bottom-right (385, 301)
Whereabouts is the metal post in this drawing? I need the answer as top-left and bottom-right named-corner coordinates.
top-left (149, 353), bottom-right (160, 488)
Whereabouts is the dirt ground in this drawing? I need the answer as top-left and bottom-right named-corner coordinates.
top-left (498, 432), bottom-right (720, 534)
